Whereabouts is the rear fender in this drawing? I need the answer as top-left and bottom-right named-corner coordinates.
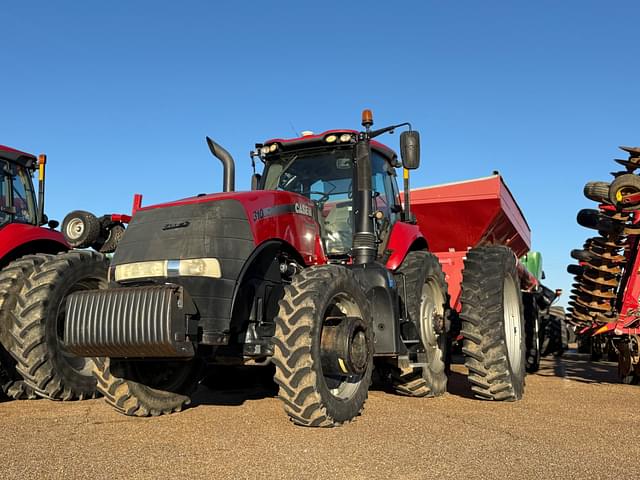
top-left (0, 238), bottom-right (68, 269)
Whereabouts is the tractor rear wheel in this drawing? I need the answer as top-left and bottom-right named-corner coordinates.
top-left (10, 251), bottom-right (108, 400)
top-left (460, 246), bottom-right (525, 401)
top-left (92, 357), bottom-right (202, 416)
top-left (272, 265), bottom-right (373, 427)
top-left (384, 251), bottom-right (449, 397)
top-left (0, 255), bottom-right (53, 399)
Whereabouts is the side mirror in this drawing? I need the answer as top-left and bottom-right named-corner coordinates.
top-left (251, 173), bottom-right (262, 191)
top-left (400, 131), bottom-right (420, 170)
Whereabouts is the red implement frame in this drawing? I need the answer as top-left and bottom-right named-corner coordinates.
top-left (409, 175), bottom-right (533, 311)
top-left (593, 205), bottom-right (640, 336)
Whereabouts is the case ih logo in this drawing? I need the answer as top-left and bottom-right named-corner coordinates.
top-left (294, 203), bottom-right (313, 217)
top-left (162, 221), bottom-right (190, 231)
top-left (252, 203), bottom-right (314, 222)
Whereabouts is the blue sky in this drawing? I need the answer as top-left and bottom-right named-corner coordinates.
top-left (2, 1), bottom-right (639, 305)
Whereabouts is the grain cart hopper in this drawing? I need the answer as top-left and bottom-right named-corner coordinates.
top-left (64, 111), bottom-right (529, 426)
top-left (406, 176), bottom-right (550, 375)
top-left (0, 145), bottom-right (109, 401)
top-left (568, 146), bottom-right (640, 382)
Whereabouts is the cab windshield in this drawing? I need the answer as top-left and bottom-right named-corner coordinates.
top-left (261, 147), bottom-right (397, 255)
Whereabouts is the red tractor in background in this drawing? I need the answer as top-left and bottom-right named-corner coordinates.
top-left (0, 145), bottom-right (126, 401)
top-left (64, 111), bottom-right (532, 426)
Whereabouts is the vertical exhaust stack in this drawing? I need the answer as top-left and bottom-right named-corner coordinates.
top-left (37, 154), bottom-right (46, 225)
top-left (206, 137), bottom-right (236, 192)
top-left (352, 110), bottom-right (377, 265)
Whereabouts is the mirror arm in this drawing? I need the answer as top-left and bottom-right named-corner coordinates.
top-left (369, 122), bottom-right (412, 139)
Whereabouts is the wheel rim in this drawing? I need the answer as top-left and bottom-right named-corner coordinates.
top-left (420, 278), bottom-right (445, 368)
top-left (65, 218), bottom-right (85, 240)
top-left (321, 293), bottom-right (368, 400)
top-left (503, 276), bottom-right (523, 373)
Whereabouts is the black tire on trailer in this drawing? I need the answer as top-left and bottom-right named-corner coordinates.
top-left (96, 223), bottom-right (125, 254)
top-left (609, 173), bottom-right (640, 210)
top-left (382, 251), bottom-right (449, 397)
top-left (460, 245), bottom-right (525, 401)
top-left (92, 357), bottom-right (203, 416)
top-left (272, 265), bottom-right (374, 427)
top-left (10, 251), bottom-right (108, 400)
top-left (0, 255), bottom-right (54, 400)
top-left (583, 181), bottom-right (611, 204)
top-left (61, 210), bottom-right (101, 249)
top-left (523, 292), bottom-right (541, 373)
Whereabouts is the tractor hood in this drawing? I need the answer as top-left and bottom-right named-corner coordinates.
top-left (110, 189), bottom-right (323, 345)
top-left (113, 189), bottom-right (321, 268)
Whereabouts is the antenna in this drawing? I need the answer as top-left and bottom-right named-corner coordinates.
top-left (289, 121), bottom-right (300, 138)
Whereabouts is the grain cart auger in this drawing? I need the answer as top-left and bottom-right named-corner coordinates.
top-left (568, 145), bottom-right (640, 381)
top-left (64, 111), bottom-right (527, 426)
top-left (0, 145), bottom-right (109, 401)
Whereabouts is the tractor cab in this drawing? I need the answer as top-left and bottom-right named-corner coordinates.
top-left (0, 146), bottom-right (39, 228)
top-left (254, 130), bottom-right (403, 257)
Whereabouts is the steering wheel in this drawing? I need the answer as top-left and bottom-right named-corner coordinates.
top-left (306, 190), bottom-right (331, 205)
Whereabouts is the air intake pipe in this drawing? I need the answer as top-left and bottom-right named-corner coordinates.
top-left (206, 137), bottom-right (236, 192)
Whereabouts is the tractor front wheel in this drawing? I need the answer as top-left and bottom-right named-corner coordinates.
top-left (92, 357), bottom-right (202, 416)
top-left (460, 246), bottom-right (525, 401)
top-left (272, 265), bottom-right (373, 427)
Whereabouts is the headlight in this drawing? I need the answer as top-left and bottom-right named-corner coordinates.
top-left (115, 261), bottom-right (167, 282)
top-left (339, 133), bottom-right (352, 143)
top-left (325, 134), bottom-right (337, 143)
top-left (268, 143), bottom-right (278, 152)
top-left (114, 258), bottom-right (222, 282)
top-left (179, 258), bottom-right (221, 277)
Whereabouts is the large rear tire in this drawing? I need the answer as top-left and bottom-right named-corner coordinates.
top-left (0, 255), bottom-right (53, 399)
top-left (460, 246), bottom-right (525, 401)
top-left (10, 251), bottom-right (108, 400)
top-left (92, 357), bottom-right (202, 416)
top-left (383, 251), bottom-right (449, 397)
top-left (272, 265), bottom-right (373, 427)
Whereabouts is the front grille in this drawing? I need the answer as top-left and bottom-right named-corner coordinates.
top-left (64, 285), bottom-right (195, 358)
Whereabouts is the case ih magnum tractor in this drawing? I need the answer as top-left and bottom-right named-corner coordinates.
top-left (65, 111), bottom-right (527, 426)
top-left (0, 145), bottom-right (110, 401)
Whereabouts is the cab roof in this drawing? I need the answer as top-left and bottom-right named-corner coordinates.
top-left (262, 129), bottom-right (398, 166)
top-left (0, 145), bottom-right (37, 168)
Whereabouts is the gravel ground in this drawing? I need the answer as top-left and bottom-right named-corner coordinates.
top-left (1, 354), bottom-right (638, 480)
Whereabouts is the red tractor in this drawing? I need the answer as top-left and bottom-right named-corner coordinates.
top-left (0, 145), bottom-right (113, 401)
top-left (64, 111), bottom-right (528, 426)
